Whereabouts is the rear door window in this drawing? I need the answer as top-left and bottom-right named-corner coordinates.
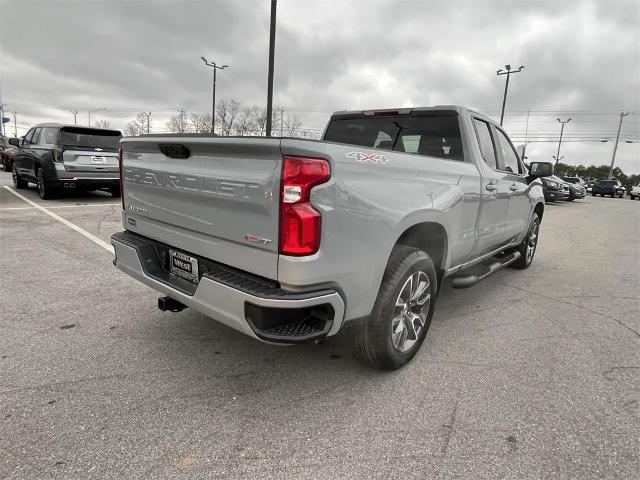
top-left (472, 119), bottom-right (498, 169)
top-left (324, 114), bottom-right (464, 161)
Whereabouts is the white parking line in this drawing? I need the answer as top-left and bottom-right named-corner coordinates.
top-left (0, 203), bottom-right (120, 211)
top-left (3, 186), bottom-right (115, 254)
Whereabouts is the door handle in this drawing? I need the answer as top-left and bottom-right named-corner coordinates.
top-left (509, 184), bottom-right (519, 192)
top-left (485, 183), bottom-right (497, 192)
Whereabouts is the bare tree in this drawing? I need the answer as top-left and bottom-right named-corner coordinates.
top-left (251, 107), bottom-right (281, 136)
top-left (216, 99), bottom-right (240, 136)
top-left (190, 113), bottom-right (212, 133)
top-left (166, 109), bottom-right (188, 133)
top-left (124, 112), bottom-right (151, 136)
top-left (283, 114), bottom-right (303, 137)
top-left (234, 107), bottom-right (257, 136)
top-left (94, 119), bottom-right (111, 128)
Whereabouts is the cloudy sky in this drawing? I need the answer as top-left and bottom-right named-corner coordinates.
top-left (1, 0), bottom-right (639, 173)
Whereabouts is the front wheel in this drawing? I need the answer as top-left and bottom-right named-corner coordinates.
top-left (353, 245), bottom-right (437, 370)
top-left (12, 165), bottom-right (27, 189)
top-left (510, 212), bottom-right (540, 270)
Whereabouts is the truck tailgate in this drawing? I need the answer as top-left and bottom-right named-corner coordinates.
top-left (120, 137), bottom-right (282, 280)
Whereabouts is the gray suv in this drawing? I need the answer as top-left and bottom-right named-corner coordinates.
top-left (9, 123), bottom-right (122, 199)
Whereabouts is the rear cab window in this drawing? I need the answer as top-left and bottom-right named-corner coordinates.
top-left (323, 112), bottom-right (464, 161)
top-left (59, 127), bottom-right (122, 152)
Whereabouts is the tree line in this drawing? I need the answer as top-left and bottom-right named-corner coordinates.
top-left (122, 100), bottom-right (316, 138)
top-left (554, 163), bottom-right (640, 191)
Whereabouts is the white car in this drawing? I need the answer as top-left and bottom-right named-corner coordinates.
top-left (630, 184), bottom-right (640, 200)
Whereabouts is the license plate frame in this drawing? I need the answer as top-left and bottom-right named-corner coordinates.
top-left (169, 249), bottom-right (199, 284)
top-left (91, 156), bottom-right (106, 164)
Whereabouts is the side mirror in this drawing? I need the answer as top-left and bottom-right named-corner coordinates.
top-left (8, 137), bottom-right (20, 147)
top-left (528, 161), bottom-right (553, 178)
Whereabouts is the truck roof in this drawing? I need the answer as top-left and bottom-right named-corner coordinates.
top-left (32, 122), bottom-right (121, 133)
top-left (329, 105), bottom-right (495, 124)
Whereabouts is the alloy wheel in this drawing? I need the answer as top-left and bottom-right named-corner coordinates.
top-left (526, 219), bottom-right (540, 264)
top-left (391, 271), bottom-right (431, 353)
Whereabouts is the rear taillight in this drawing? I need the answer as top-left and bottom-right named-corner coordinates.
top-left (118, 147), bottom-right (124, 210)
top-left (279, 155), bottom-right (330, 256)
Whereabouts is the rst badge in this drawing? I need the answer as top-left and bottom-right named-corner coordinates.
top-left (346, 151), bottom-right (389, 164)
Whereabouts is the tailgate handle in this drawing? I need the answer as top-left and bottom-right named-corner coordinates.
top-left (158, 144), bottom-right (190, 159)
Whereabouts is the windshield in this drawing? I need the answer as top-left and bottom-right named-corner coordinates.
top-left (323, 113), bottom-right (463, 161)
top-left (59, 127), bottom-right (122, 151)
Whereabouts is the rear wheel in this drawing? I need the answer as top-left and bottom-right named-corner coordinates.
top-left (37, 169), bottom-right (56, 199)
top-left (12, 165), bottom-right (27, 189)
top-left (353, 245), bottom-right (437, 370)
top-left (2, 158), bottom-right (10, 172)
top-left (510, 213), bottom-right (540, 270)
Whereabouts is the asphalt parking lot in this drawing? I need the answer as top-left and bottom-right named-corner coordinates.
top-left (0, 174), bottom-right (638, 480)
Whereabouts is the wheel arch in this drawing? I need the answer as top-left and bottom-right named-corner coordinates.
top-left (534, 202), bottom-right (544, 222)
top-left (392, 222), bottom-right (448, 280)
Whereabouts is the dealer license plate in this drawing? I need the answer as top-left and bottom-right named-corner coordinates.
top-left (169, 249), bottom-right (199, 284)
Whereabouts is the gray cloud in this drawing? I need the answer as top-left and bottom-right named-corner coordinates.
top-left (1, 0), bottom-right (638, 172)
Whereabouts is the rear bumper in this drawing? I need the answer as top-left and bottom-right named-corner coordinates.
top-left (53, 164), bottom-right (119, 189)
top-left (111, 231), bottom-right (345, 343)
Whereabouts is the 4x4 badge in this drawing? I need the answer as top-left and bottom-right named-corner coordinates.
top-left (346, 151), bottom-right (389, 164)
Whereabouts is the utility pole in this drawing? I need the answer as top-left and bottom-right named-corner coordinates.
top-left (496, 64), bottom-right (524, 126)
top-left (11, 111), bottom-right (17, 137)
top-left (143, 112), bottom-right (151, 134)
top-left (176, 108), bottom-right (186, 133)
top-left (608, 111), bottom-right (629, 179)
top-left (266, 0), bottom-right (277, 137)
top-left (521, 109), bottom-right (530, 161)
top-left (70, 111), bottom-right (78, 125)
top-left (280, 107), bottom-right (284, 137)
top-left (201, 57), bottom-right (229, 134)
top-left (554, 118), bottom-right (571, 166)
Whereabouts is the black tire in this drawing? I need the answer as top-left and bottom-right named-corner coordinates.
top-left (353, 245), bottom-right (437, 370)
top-left (592, 192), bottom-right (596, 196)
top-left (109, 187), bottom-right (121, 198)
top-left (12, 164), bottom-right (27, 189)
top-left (36, 169), bottom-right (56, 200)
top-left (2, 158), bottom-right (10, 172)
top-left (510, 212), bottom-right (540, 270)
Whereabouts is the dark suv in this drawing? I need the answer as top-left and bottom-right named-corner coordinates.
top-left (591, 179), bottom-right (624, 198)
top-left (9, 123), bottom-right (122, 199)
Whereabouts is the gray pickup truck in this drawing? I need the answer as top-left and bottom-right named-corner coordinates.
top-left (112, 105), bottom-right (552, 369)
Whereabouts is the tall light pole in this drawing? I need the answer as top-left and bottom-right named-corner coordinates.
top-left (70, 111), bottom-right (78, 125)
top-left (11, 111), bottom-right (17, 137)
top-left (554, 118), bottom-right (571, 166)
top-left (201, 57), bottom-right (228, 134)
top-left (608, 111), bottom-right (629, 179)
top-left (88, 108), bottom-right (106, 126)
top-left (496, 64), bottom-right (524, 126)
top-left (266, 0), bottom-right (277, 137)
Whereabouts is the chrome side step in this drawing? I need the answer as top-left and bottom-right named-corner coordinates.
top-left (451, 251), bottom-right (521, 289)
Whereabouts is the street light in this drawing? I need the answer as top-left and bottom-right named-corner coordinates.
top-left (496, 64), bottom-right (524, 126)
top-left (554, 118), bottom-right (571, 166)
top-left (88, 108), bottom-right (107, 126)
top-left (201, 57), bottom-right (228, 134)
top-left (70, 111), bottom-right (78, 125)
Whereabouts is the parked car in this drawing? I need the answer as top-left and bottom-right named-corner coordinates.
top-left (630, 184), bottom-right (640, 200)
top-left (560, 176), bottom-right (586, 200)
top-left (591, 179), bottom-right (624, 198)
top-left (541, 175), bottom-right (567, 202)
top-left (1, 136), bottom-right (19, 171)
top-left (586, 183), bottom-right (593, 193)
top-left (9, 124), bottom-right (122, 199)
top-left (112, 105), bottom-right (551, 370)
